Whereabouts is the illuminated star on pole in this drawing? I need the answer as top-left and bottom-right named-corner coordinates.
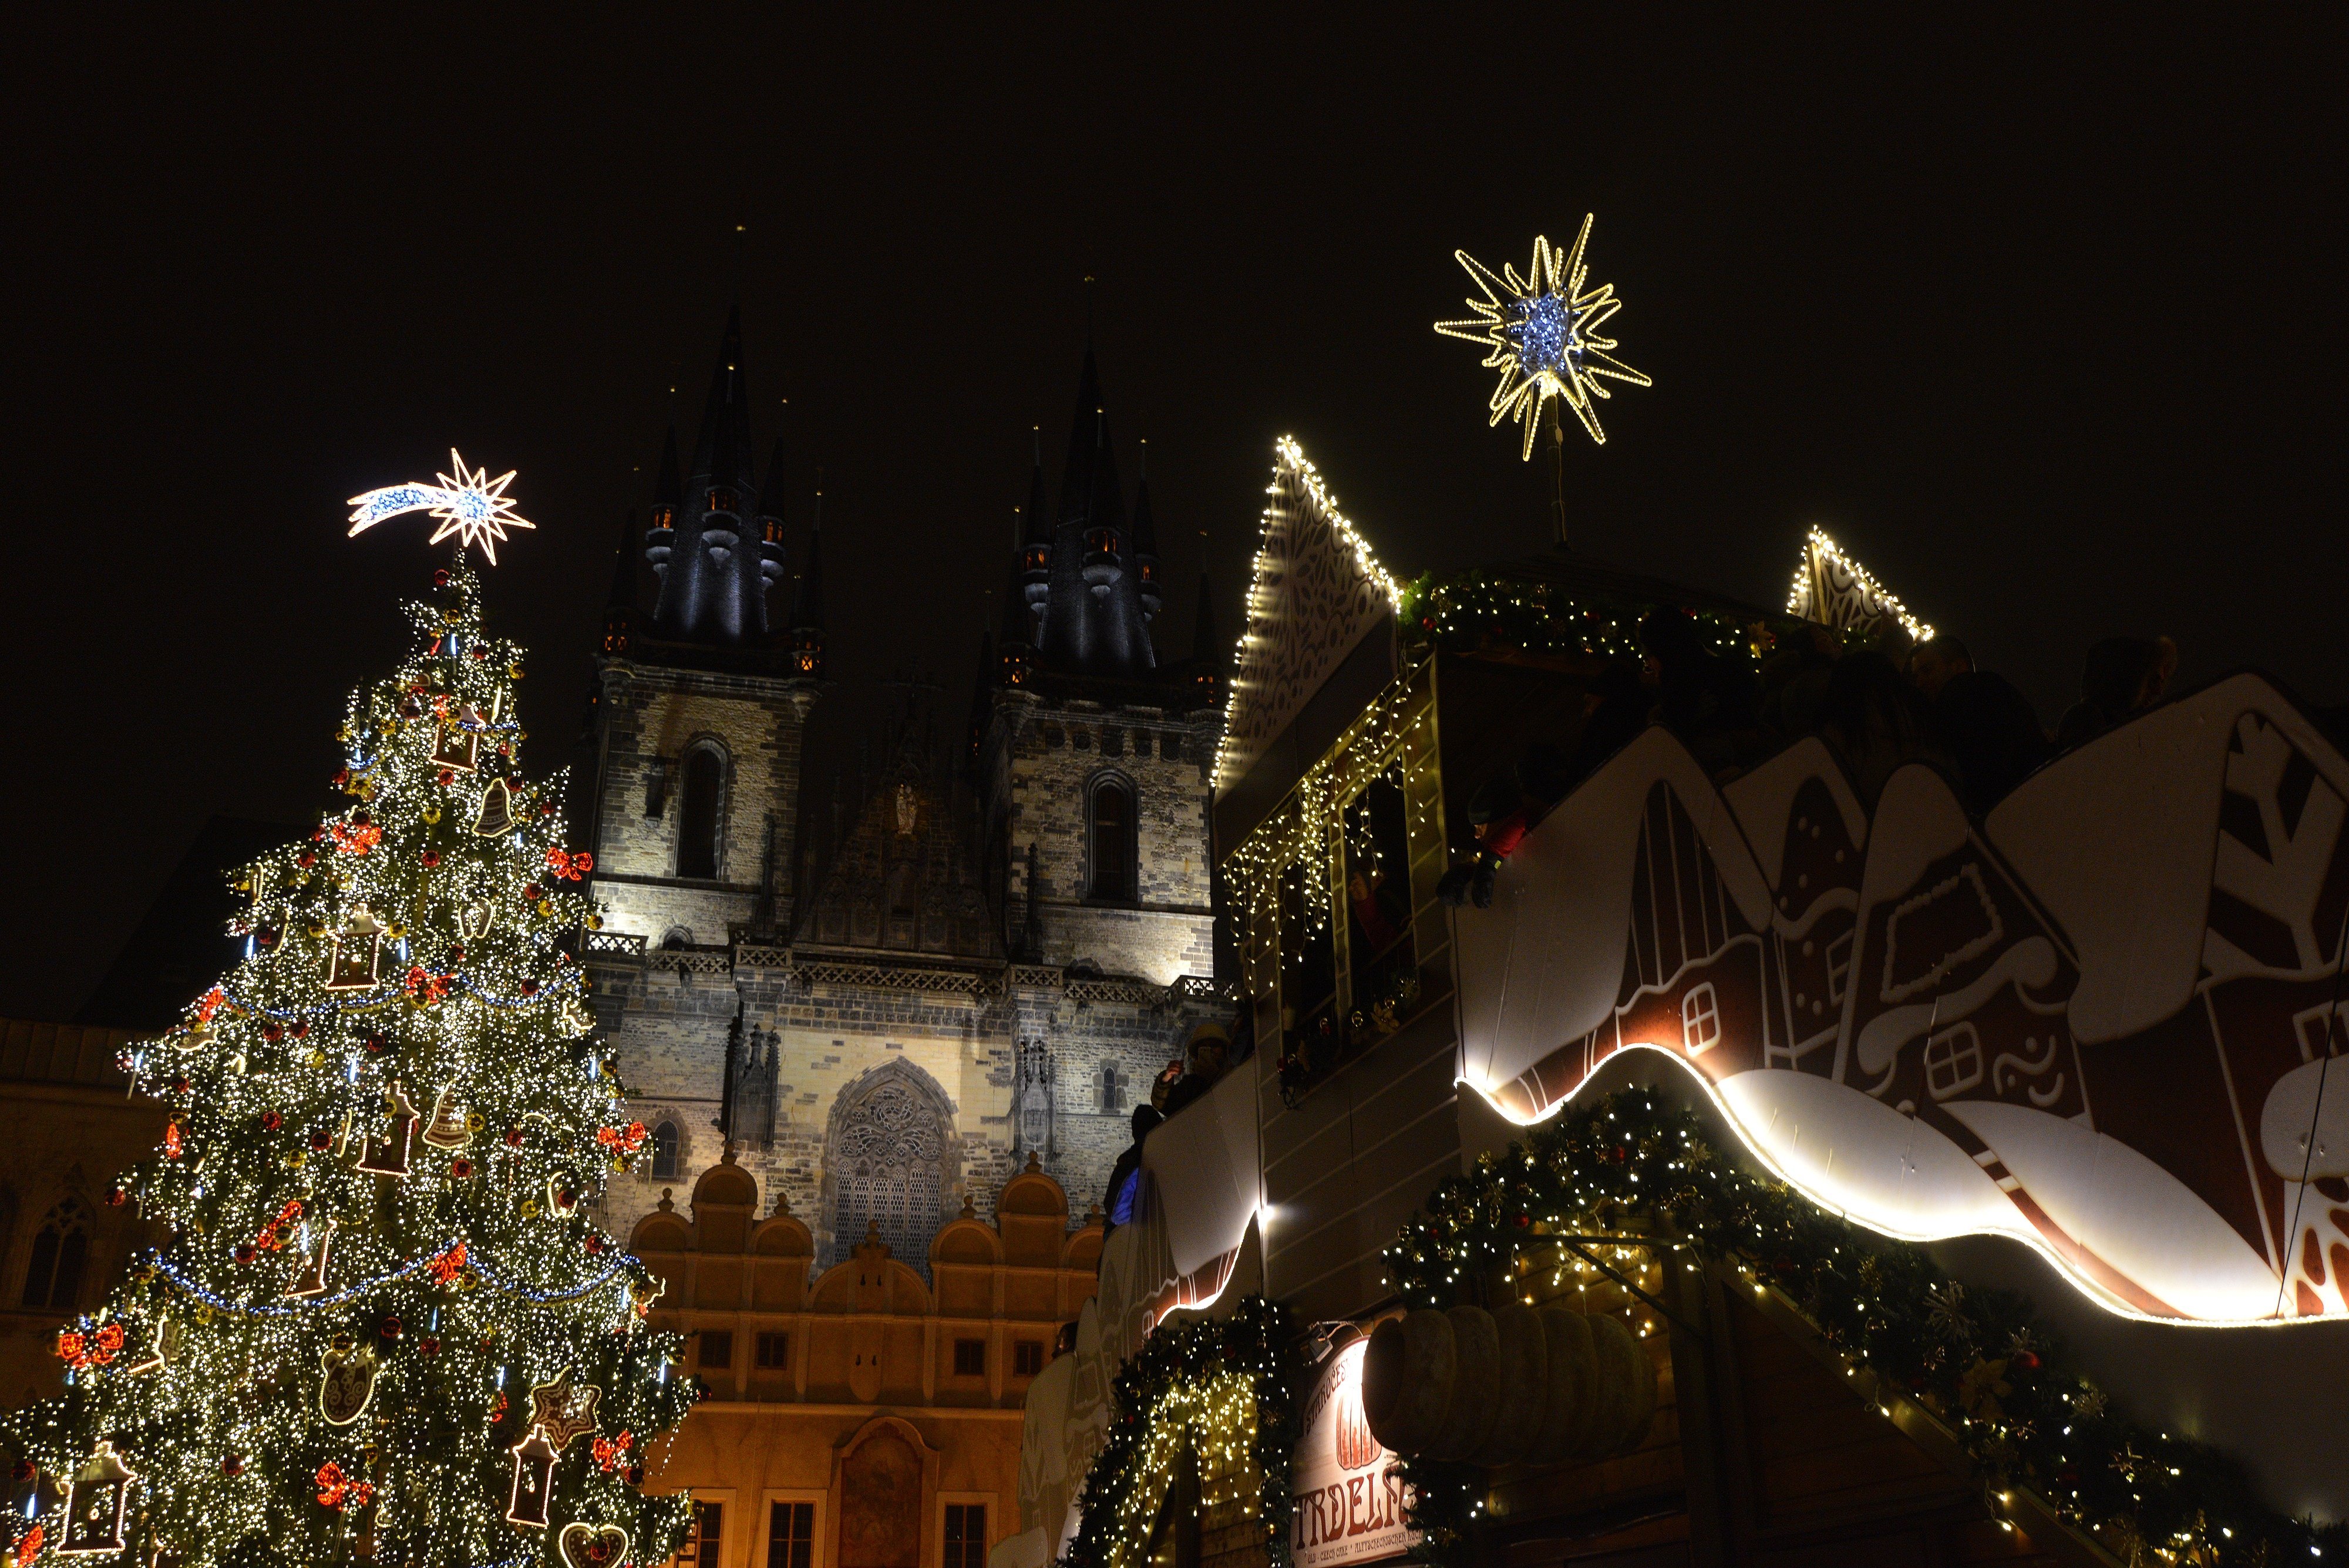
top-left (347, 450), bottom-right (536, 564)
top-left (1436, 214), bottom-right (1651, 459)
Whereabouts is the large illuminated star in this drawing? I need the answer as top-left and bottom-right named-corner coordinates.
top-left (1436, 215), bottom-right (1651, 458)
top-left (347, 450), bottom-right (536, 564)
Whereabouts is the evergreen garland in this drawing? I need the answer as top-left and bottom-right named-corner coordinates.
top-left (1381, 1087), bottom-right (2346, 1568)
top-left (1059, 1296), bottom-right (1303, 1568)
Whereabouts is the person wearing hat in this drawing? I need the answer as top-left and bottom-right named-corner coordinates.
top-left (1161, 1022), bottom-right (1232, 1118)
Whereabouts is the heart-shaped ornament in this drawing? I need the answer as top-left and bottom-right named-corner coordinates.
top-left (557, 1522), bottom-right (632, 1568)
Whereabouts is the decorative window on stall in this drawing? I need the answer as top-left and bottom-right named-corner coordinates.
top-left (1342, 762), bottom-right (1415, 1019)
top-left (1279, 858), bottom-right (1337, 1054)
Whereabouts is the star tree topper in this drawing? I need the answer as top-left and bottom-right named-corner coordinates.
top-left (1436, 214), bottom-right (1651, 458)
top-left (348, 450), bottom-right (536, 563)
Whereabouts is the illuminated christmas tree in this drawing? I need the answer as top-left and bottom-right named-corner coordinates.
top-left (3, 558), bottom-right (692, 1568)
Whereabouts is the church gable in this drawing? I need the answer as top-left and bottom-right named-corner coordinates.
top-left (1213, 438), bottom-right (1402, 792)
top-left (797, 751), bottom-right (999, 960)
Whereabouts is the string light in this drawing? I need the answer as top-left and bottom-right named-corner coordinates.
top-left (1785, 526), bottom-right (1934, 643)
top-left (1, 561), bottom-right (692, 1568)
top-left (348, 452), bottom-right (537, 565)
top-left (1213, 438), bottom-right (1403, 791)
top-left (1435, 216), bottom-right (1651, 458)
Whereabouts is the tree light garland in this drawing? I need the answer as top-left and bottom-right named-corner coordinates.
top-left (2, 561), bottom-right (692, 1568)
top-left (1058, 1297), bottom-right (1303, 1568)
top-left (1382, 1088), bottom-right (2344, 1567)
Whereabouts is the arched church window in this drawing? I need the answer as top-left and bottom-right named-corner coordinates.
top-left (826, 1076), bottom-right (945, 1278)
top-left (677, 745), bottom-right (725, 880)
top-left (650, 1121), bottom-right (681, 1180)
top-left (23, 1198), bottom-right (89, 1311)
top-left (1099, 1063), bottom-right (1126, 1113)
top-left (1088, 775), bottom-right (1138, 905)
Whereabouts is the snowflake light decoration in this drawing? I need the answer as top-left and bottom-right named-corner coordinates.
top-left (1436, 214), bottom-right (1651, 458)
top-left (347, 450), bottom-right (536, 564)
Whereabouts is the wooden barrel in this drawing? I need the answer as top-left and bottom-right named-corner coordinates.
top-left (1586, 1313), bottom-right (1650, 1457)
top-left (1360, 1309), bottom-right (1455, 1455)
top-left (1426, 1305), bottom-right (1502, 1459)
top-left (1527, 1307), bottom-right (1598, 1465)
top-left (1469, 1304), bottom-right (1550, 1466)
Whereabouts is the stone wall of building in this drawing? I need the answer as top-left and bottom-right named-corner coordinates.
top-left (992, 702), bottom-right (1220, 985)
top-left (589, 662), bottom-right (813, 945)
top-left (590, 954), bottom-right (1222, 1262)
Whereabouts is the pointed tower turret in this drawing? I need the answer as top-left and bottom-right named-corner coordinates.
top-left (642, 425), bottom-right (682, 593)
top-left (757, 435), bottom-right (789, 610)
top-left (650, 308), bottom-right (776, 645)
top-left (788, 486), bottom-right (826, 679)
top-left (1035, 348), bottom-right (1154, 677)
top-left (1132, 440), bottom-right (1162, 620)
top-left (602, 510), bottom-right (642, 656)
top-left (1188, 569), bottom-right (1224, 706)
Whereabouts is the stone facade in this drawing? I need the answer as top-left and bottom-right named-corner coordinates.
top-left (587, 662), bottom-right (816, 947)
top-left (584, 678), bottom-right (1228, 1267)
top-left (987, 701), bottom-right (1219, 986)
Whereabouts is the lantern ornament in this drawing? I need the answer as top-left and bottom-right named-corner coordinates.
top-left (56, 1441), bottom-right (136, 1557)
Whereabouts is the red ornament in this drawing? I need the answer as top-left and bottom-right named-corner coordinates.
top-left (290, 1020), bottom-right (309, 1039)
top-left (450, 1158), bottom-right (474, 1180)
top-left (2014, 1350), bottom-right (2042, 1370)
top-left (1512, 1213), bottom-right (1531, 1228)
top-left (523, 882), bottom-right (544, 901)
top-left (520, 977), bottom-right (539, 996)
top-left (470, 645), bottom-right (489, 661)
top-left (234, 1243), bottom-right (257, 1264)
top-left (420, 850), bottom-right (441, 869)
top-left (170, 1075), bottom-right (191, 1095)
top-left (309, 1130), bottom-right (332, 1152)
top-left (433, 568), bottom-right (450, 587)
top-left (504, 1127), bottom-right (526, 1148)
top-left (378, 1314), bottom-right (403, 1341)
top-left (539, 799), bottom-right (557, 817)
top-left (256, 926), bottom-right (281, 948)
top-left (261, 1111), bottom-right (283, 1131)
top-left (262, 1022), bottom-right (283, 1043)
top-left (436, 769), bottom-right (455, 787)
top-left (419, 1336), bottom-right (440, 1358)
top-left (298, 850), bottom-right (317, 868)
top-left (447, 943), bottom-right (466, 965)
top-left (11, 1459), bottom-right (34, 1482)
top-left (106, 1186), bottom-right (128, 1207)
top-left (363, 1032), bottom-right (389, 1055)
top-left (584, 1233), bottom-right (604, 1254)
top-left (222, 1454), bottom-right (244, 1478)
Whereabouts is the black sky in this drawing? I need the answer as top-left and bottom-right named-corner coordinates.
top-left (5, 9), bottom-right (2340, 1021)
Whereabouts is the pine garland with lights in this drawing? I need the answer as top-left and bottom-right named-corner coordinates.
top-left (1396, 571), bottom-right (1791, 667)
top-left (1058, 1296), bottom-right (1303, 1568)
top-left (1, 564), bottom-right (694, 1568)
top-left (1381, 1088), bottom-right (2346, 1568)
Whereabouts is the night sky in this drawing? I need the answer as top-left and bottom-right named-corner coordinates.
top-left (5, 11), bottom-right (2338, 1021)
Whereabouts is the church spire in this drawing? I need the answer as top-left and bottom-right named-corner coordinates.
top-left (1034, 347), bottom-right (1153, 678)
top-left (601, 510), bottom-right (641, 656)
top-left (649, 309), bottom-right (776, 645)
top-left (1131, 442), bottom-right (1162, 620)
top-left (788, 483), bottom-right (825, 679)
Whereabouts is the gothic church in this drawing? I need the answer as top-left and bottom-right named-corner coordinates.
top-left (581, 311), bottom-right (1229, 1269)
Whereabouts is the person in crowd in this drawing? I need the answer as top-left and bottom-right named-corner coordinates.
top-left (1161, 1024), bottom-right (1232, 1118)
top-left (1638, 608), bottom-right (1761, 776)
top-left (1565, 656), bottom-right (1651, 786)
top-left (1817, 648), bottom-right (1943, 805)
top-left (1149, 1058), bottom-right (1183, 1112)
top-left (1760, 622), bottom-right (1843, 741)
top-left (1907, 634), bottom-right (2050, 812)
top-left (2052, 635), bottom-right (2178, 752)
top-left (1438, 768), bottom-right (1537, 907)
top-left (1101, 1103), bottom-right (1163, 1240)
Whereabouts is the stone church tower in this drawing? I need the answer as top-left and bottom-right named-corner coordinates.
top-left (581, 318), bottom-right (1230, 1271)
